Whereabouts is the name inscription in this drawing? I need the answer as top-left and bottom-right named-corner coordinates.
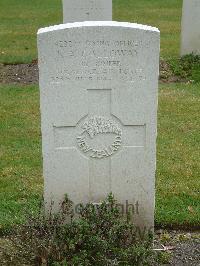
top-left (76, 116), bottom-right (122, 159)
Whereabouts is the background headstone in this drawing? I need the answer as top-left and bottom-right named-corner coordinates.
top-left (38, 21), bottom-right (160, 230)
top-left (181, 0), bottom-right (200, 56)
top-left (62, 0), bottom-right (112, 23)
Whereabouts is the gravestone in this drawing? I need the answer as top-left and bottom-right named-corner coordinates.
top-left (62, 0), bottom-right (112, 23)
top-left (181, 0), bottom-right (200, 55)
top-left (38, 21), bottom-right (160, 230)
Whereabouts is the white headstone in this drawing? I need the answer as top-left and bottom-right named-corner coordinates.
top-left (38, 21), bottom-right (160, 230)
top-left (62, 0), bottom-right (112, 23)
top-left (181, 0), bottom-right (200, 55)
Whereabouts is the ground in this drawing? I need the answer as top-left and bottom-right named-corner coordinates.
top-left (0, 0), bottom-right (199, 265)
top-left (0, 230), bottom-right (199, 265)
top-left (154, 230), bottom-right (200, 265)
top-left (0, 63), bottom-right (38, 85)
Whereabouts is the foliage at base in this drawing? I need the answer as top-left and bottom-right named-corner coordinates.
top-left (2, 194), bottom-right (157, 265)
top-left (169, 54), bottom-right (200, 83)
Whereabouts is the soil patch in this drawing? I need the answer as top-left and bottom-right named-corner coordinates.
top-left (0, 62), bottom-right (38, 85)
top-left (0, 60), bottom-right (186, 86)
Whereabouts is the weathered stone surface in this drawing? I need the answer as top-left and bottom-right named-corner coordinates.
top-left (38, 21), bottom-right (160, 229)
top-left (181, 0), bottom-right (200, 55)
top-left (62, 0), bottom-right (112, 23)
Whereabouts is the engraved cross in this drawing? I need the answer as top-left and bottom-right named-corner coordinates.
top-left (53, 88), bottom-right (145, 201)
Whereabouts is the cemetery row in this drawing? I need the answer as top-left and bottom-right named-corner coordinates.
top-left (0, 0), bottom-right (200, 64)
top-left (62, 0), bottom-right (200, 56)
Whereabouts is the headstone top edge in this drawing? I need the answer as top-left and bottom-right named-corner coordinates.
top-left (37, 21), bottom-right (160, 35)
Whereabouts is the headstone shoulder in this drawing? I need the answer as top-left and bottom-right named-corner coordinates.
top-left (37, 21), bottom-right (159, 35)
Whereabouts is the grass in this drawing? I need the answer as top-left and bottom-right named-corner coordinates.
top-left (0, 84), bottom-right (199, 229)
top-left (0, 85), bottom-right (42, 230)
top-left (114, 0), bottom-right (182, 58)
top-left (0, 0), bottom-right (62, 64)
top-left (156, 83), bottom-right (200, 227)
top-left (0, 0), bottom-right (182, 63)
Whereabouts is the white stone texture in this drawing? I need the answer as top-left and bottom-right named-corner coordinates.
top-left (38, 21), bottom-right (160, 230)
top-left (62, 0), bottom-right (112, 23)
top-left (181, 0), bottom-right (200, 55)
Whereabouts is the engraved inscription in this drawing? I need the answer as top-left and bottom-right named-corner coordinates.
top-left (51, 67), bottom-right (144, 82)
top-left (50, 38), bottom-right (147, 82)
top-left (76, 116), bottom-right (122, 159)
top-left (55, 40), bottom-right (141, 48)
